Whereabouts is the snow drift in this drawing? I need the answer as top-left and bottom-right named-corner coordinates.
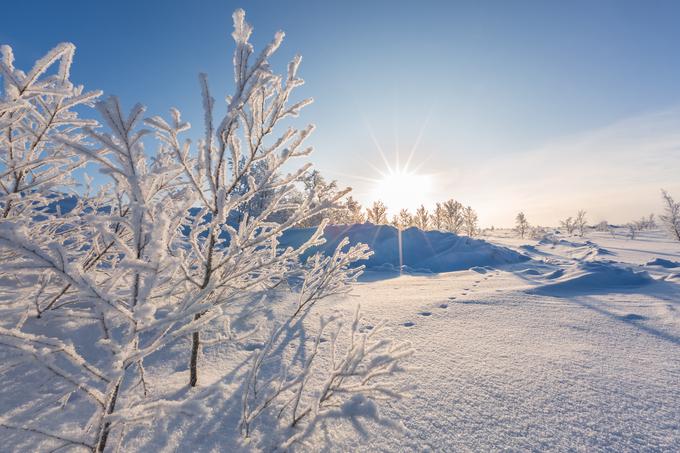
top-left (280, 223), bottom-right (529, 273)
top-left (528, 261), bottom-right (655, 296)
top-left (646, 258), bottom-right (680, 268)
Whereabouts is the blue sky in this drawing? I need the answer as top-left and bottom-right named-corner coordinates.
top-left (4, 0), bottom-right (680, 226)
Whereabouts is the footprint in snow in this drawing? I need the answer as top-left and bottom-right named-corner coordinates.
top-left (620, 313), bottom-right (647, 321)
top-left (439, 303), bottom-right (448, 309)
top-left (402, 321), bottom-right (415, 327)
top-left (418, 311), bottom-right (432, 317)
top-left (243, 342), bottom-right (264, 351)
top-left (448, 296), bottom-right (456, 300)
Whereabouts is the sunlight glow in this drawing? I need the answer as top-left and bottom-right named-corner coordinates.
top-left (372, 169), bottom-right (433, 214)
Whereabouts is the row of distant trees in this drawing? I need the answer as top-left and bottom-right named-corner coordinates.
top-left (365, 200), bottom-right (479, 235)
top-left (247, 168), bottom-right (680, 243)
top-left (511, 190), bottom-right (680, 242)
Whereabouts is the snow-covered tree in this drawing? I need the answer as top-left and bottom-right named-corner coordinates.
top-left (431, 203), bottom-right (445, 230)
top-left (463, 206), bottom-right (478, 237)
top-left (0, 10), bottom-right (411, 451)
top-left (660, 189), bottom-right (680, 241)
top-left (633, 213), bottom-right (656, 231)
top-left (595, 220), bottom-right (609, 232)
top-left (646, 213), bottom-right (657, 229)
top-left (392, 208), bottom-right (413, 230)
top-left (297, 170), bottom-right (341, 227)
top-left (366, 200), bottom-right (388, 225)
top-left (0, 43), bottom-right (101, 219)
top-left (514, 212), bottom-right (530, 239)
top-left (441, 199), bottom-right (464, 234)
top-left (575, 210), bottom-right (588, 237)
top-left (413, 204), bottom-right (429, 230)
top-left (560, 216), bottom-right (575, 235)
top-left (332, 195), bottom-right (365, 225)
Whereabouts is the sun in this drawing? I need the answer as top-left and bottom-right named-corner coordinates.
top-left (372, 169), bottom-right (433, 214)
top-left (360, 114), bottom-right (435, 216)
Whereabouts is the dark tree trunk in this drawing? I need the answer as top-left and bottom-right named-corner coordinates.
top-left (97, 380), bottom-right (121, 452)
top-left (189, 312), bottom-right (203, 387)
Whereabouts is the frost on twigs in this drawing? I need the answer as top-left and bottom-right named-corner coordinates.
top-left (0, 9), bottom-right (412, 452)
top-left (0, 42), bottom-right (101, 219)
top-left (239, 240), bottom-right (412, 448)
top-left (241, 306), bottom-right (413, 450)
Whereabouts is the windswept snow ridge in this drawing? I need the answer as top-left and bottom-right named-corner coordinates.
top-left (529, 261), bottom-right (655, 296)
top-left (646, 257), bottom-right (680, 268)
top-left (280, 223), bottom-right (529, 273)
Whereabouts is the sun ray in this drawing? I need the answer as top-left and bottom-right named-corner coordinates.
top-left (403, 109), bottom-right (432, 173)
top-left (363, 116), bottom-right (394, 174)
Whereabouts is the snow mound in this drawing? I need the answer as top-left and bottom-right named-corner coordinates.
top-left (538, 237), bottom-right (614, 261)
top-left (518, 268), bottom-right (542, 276)
top-left (529, 261), bottom-right (655, 296)
top-left (280, 224), bottom-right (529, 273)
top-left (646, 258), bottom-right (680, 268)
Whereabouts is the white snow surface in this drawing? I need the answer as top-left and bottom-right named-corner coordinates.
top-left (2, 227), bottom-right (680, 451)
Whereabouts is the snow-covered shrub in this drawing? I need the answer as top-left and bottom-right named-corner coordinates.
top-left (560, 216), bottom-right (575, 235)
top-left (0, 43), bottom-right (101, 218)
top-left (595, 220), bottom-right (609, 232)
top-left (333, 195), bottom-right (365, 224)
top-left (240, 251), bottom-right (413, 449)
top-left (413, 204), bottom-right (430, 230)
top-left (431, 203), bottom-right (445, 230)
top-left (441, 199), bottom-right (464, 233)
top-left (463, 205), bottom-right (479, 237)
top-left (366, 200), bottom-right (388, 224)
top-left (575, 210), bottom-right (588, 237)
top-left (0, 10), bottom-right (411, 451)
top-left (514, 212), bottom-right (530, 239)
top-left (660, 190), bottom-right (680, 241)
top-left (392, 208), bottom-right (413, 230)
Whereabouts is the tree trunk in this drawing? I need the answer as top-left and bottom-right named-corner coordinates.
top-left (189, 312), bottom-right (203, 387)
top-left (96, 380), bottom-right (121, 452)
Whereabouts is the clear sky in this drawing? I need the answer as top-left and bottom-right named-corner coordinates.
top-left (4, 0), bottom-right (680, 227)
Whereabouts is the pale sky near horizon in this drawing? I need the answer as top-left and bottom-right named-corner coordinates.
top-left (3, 0), bottom-right (680, 227)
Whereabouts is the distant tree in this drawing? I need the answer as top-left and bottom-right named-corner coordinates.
top-left (575, 210), bottom-right (588, 236)
top-left (366, 200), bottom-right (388, 224)
top-left (660, 189), bottom-right (680, 241)
top-left (463, 206), bottom-right (479, 236)
top-left (333, 195), bottom-right (365, 224)
top-left (643, 213), bottom-right (656, 229)
top-left (627, 223), bottom-right (638, 240)
top-left (514, 212), bottom-right (530, 239)
top-left (431, 203), bottom-right (445, 230)
top-left (414, 204), bottom-right (430, 230)
top-left (633, 213), bottom-right (656, 231)
top-left (560, 216), bottom-right (576, 235)
top-left (298, 170), bottom-right (340, 226)
top-left (393, 208), bottom-right (413, 230)
top-left (442, 199), bottom-right (464, 234)
top-left (595, 220), bottom-right (609, 232)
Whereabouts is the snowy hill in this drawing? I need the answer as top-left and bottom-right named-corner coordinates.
top-left (281, 223), bottom-right (529, 273)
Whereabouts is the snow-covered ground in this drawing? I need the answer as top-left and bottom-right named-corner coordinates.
top-left (325, 228), bottom-right (680, 451)
top-left (2, 227), bottom-right (679, 451)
